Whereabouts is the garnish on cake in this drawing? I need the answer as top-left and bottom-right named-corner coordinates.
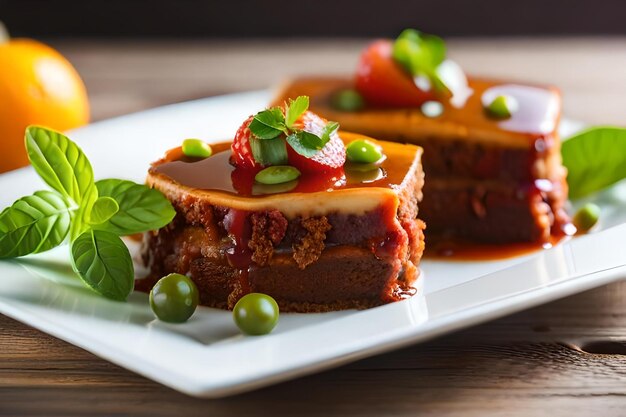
top-left (354, 29), bottom-right (470, 109)
top-left (231, 96), bottom-right (345, 175)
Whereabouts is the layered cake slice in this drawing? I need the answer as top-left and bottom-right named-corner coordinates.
top-left (140, 97), bottom-right (425, 312)
top-left (272, 30), bottom-right (571, 246)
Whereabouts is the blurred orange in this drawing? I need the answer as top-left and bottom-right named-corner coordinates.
top-left (0, 35), bottom-right (90, 172)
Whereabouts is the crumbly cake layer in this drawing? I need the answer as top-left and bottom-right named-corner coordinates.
top-left (139, 223), bottom-right (425, 312)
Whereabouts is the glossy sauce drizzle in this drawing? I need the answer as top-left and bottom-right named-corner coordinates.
top-left (153, 135), bottom-right (419, 197)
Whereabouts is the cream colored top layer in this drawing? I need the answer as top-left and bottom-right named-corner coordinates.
top-left (147, 134), bottom-right (423, 219)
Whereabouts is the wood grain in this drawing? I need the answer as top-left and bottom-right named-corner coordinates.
top-left (1, 38), bottom-right (626, 416)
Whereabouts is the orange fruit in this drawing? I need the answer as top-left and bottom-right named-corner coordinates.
top-left (0, 36), bottom-right (90, 172)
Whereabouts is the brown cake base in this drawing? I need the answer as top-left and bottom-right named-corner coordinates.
top-left (138, 223), bottom-right (424, 312)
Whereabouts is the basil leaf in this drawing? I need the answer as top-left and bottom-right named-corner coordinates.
top-left (92, 179), bottom-right (176, 235)
top-left (562, 126), bottom-right (626, 199)
top-left (320, 121), bottom-right (339, 145)
top-left (249, 107), bottom-right (286, 139)
top-left (25, 126), bottom-right (95, 205)
top-left (285, 96), bottom-right (309, 128)
top-left (69, 185), bottom-right (98, 241)
top-left (0, 190), bottom-right (72, 258)
top-left (88, 196), bottom-right (119, 225)
top-left (70, 229), bottom-right (134, 301)
top-left (249, 136), bottom-right (288, 166)
top-left (286, 132), bottom-right (320, 158)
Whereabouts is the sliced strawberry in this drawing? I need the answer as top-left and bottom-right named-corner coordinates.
top-left (287, 111), bottom-right (346, 172)
top-left (355, 40), bottom-right (435, 107)
top-left (230, 115), bottom-right (259, 169)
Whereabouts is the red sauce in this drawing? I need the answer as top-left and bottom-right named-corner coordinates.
top-left (222, 208), bottom-right (252, 269)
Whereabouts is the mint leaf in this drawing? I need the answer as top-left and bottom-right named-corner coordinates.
top-left (562, 126), bottom-right (626, 199)
top-left (392, 29), bottom-right (448, 92)
top-left (249, 136), bottom-right (289, 166)
top-left (320, 121), bottom-right (339, 145)
top-left (286, 132), bottom-right (321, 158)
top-left (249, 107), bottom-right (286, 139)
top-left (285, 96), bottom-right (309, 128)
top-left (70, 229), bottom-right (134, 301)
top-left (25, 126), bottom-right (95, 205)
top-left (88, 196), bottom-right (119, 225)
top-left (0, 190), bottom-right (72, 258)
top-left (93, 179), bottom-right (176, 235)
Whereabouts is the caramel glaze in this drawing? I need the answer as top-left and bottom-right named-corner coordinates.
top-left (272, 76), bottom-right (562, 147)
top-left (154, 134), bottom-right (419, 197)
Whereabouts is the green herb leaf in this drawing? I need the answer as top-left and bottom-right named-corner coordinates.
top-left (92, 179), bottom-right (176, 235)
top-left (285, 96), bottom-right (309, 128)
top-left (392, 29), bottom-right (448, 93)
top-left (0, 190), bottom-right (72, 258)
top-left (249, 107), bottom-right (286, 139)
top-left (320, 121), bottom-right (339, 145)
top-left (88, 196), bottom-right (119, 225)
top-left (562, 126), bottom-right (626, 199)
top-left (25, 126), bottom-right (95, 205)
top-left (393, 29), bottom-right (446, 75)
top-left (70, 229), bottom-right (134, 301)
top-left (285, 120), bottom-right (338, 158)
top-left (69, 185), bottom-right (98, 241)
top-left (249, 136), bottom-right (289, 166)
top-left (286, 132), bottom-right (320, 158)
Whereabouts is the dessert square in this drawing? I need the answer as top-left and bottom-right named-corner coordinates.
top-left (273, 76), bottom-right (569, 245)
top-left (140, 134), bottom-right (425, 312)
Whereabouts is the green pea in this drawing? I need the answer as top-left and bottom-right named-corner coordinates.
top-left (486, 95), bottom-right (515, 119)
top-left (233, 293), bottom-right (280, 336)
top-left (346, 139), bottom-right (383, 164)
top-left (255, 165), bottom-right (300, 185)
top-left (182, 138), bottom-right (213, 158)
top-left (331, 89), bottom-right (365, 112)
top-left (573, 203), bottom-right (600, 232)
top-left (149, 273), bottom-right (199, 323)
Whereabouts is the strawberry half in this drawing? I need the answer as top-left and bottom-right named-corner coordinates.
top-left (287, 111), bottom-right (346, 172)
top-left (230, 115), bottom-right (259, 169)
top-left (355, 40), bottom-right (436, 107)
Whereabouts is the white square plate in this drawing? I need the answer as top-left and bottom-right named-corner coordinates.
top-left (1, 91), bottom-right (625, 398)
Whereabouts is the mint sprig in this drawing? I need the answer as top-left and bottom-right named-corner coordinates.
top-left (392, 29), bottom-right (449, 94)
top-left (0, 126), bottom-right (176, 301)
top-left (247, 96), bottom-right (339, 164)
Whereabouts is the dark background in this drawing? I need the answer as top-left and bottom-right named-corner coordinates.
top-left (1, 0), bottom-right (625, 38)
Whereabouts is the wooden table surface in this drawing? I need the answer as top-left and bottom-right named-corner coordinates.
top-left (1, 38), bottom-right (625, 416)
